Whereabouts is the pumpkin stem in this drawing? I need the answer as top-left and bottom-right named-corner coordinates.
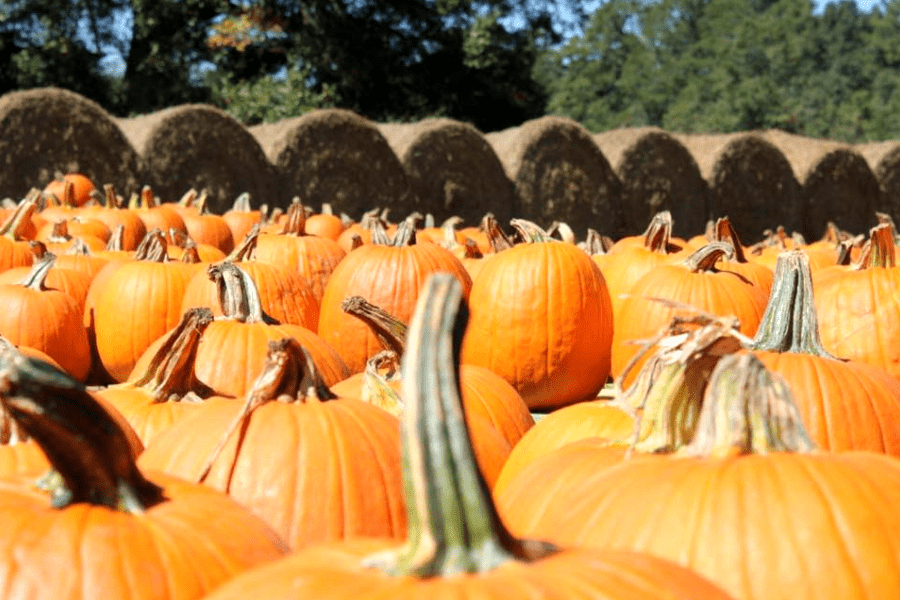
top-left (642, 211), bottom-right (682, 254)
top-left (18, 252), bottom-right (56, 291)
top-left (102, 183), bottom-right (122, 209)
top-left (0, 344), bottom-right (166, 511)
top-left (197, 338), bottom-right (336, 485)
top-left (713, 217), bottom-right (750, 263)
top-left (341, 296), bottom-right (407, 357)
top-left (207, 262), bottom-right (278, 324)
top-left (389, 218), bottom-right (417, 247)
top-left (481, 215), bottom-right (514, 253)
top-left (681, 352), bottom-right (816, 457)
top-left (750, 250), bottom-right (838, 357)
top-left (617, 309), bottom-right (747, 454)
top-left (231, 192), bottom-right (252, 212)
top-left (127, 308), bottom-right (216, 402)
top-left (546, 221), bottom-right (575, 244)
top-left (140, 185), bottom-right (159, 208)
top-left (864, 223), bottom-right (896, 269)
top-left (579, 228), bottom-right (614, 256)
top-left (46, 219), bottom-right (72, 243)
top-left (178, 188), bottom-right (199, 209)
top-left (510, 219), bottom-right (554, 243)
top-left (362, 274), bottom-right (557, 578)
top-left (106, 224), bottom-right (126, 251)
top-left (682, 241), bottom-right (734, 273)
top-left (0, 339), bottom-right (29, 443)
top-left (226, 223), bottom-right (260, 262)
top-left (280, 199), bottom-right (308, 236)
top-left (360, 350), bottom-right (404, 416)
top-left (133, 229), bottom-right (169, 262)
top-left (0, 195), bottom-right (38, 240)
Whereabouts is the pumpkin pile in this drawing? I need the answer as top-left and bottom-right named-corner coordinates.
top-left (0, 170), bottom-right (898, 599)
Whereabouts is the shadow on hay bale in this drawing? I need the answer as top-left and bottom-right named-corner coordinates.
top-left (677, 131), bottom-right (800, 243)
top-left (486, 115), bottom-right (624, 238)
top-left (0, 87), bottom-right (141, 199)
top-left (377, 118), bottom-right (514, 227)
top-left (116, 104), bottom-right (277, 214)
top-left (593, 126), bottom-right (708, 238)
top-left (763, 129), bottom-right (882, 240)
top-left (250, 108), bottom-right (411, 220)
top-left (854, 139), bottom-right (900, 222)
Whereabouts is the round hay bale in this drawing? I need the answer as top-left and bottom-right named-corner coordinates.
top-left (763, 129), bottom-right (881, 240)
top-left (0, 87), bottom-right (141, 200)
top-left (593, 126), bottom-right (708, 237)
top-left (485, 116), bottom-right (624, 238)
top-left (116, 104), bottom-right (277, 214)
top-left (376, 118), bottom-right (514, 227)
top-left (256, 108), bottom-right (411, 220)
top-left (677, 131), bottom-right (800, 243)
top-left (855, 140), bottom-right (900, 220)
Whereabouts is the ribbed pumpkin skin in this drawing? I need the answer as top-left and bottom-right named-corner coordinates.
top-left (254, 232), bottom-right (346, 302)
top-left (138, 398), bottom-right (406, 551)
top-left (318, 243), bottom-right (472, 374)
top-left (499, 451), bottom-right (900, 600)
top-left (0, 473), bottom-right (287, 600)
top-left (0, 284), bottom-right (91, 381)
top-left (92, 261), bottom-right (198, 382)
top-left (202, 538), bottom-right (735, 600)
top-left (493, 401), bottom-right (633, 496)
top-left (0, 443), bottom-right (48, 478)
top-left (180, 261), bottom-right (319, 328)
top-left (192, 322), bottom-right (350, 397)
top-left (813, 267), bottom-right (900, 380)
top-left (0, 265), bottom-right (93, 317)
top-left (754, 351), bottom-right (900, 454)
top-left (611, 265), bottom-right (767, 382)
top-left (460, 241), bottom-right (613, 410)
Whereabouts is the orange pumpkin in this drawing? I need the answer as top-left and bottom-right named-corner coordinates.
top-left (0, 345), bottom-right (288, 599)
top-left (42, 172), bottom-right (96, 207)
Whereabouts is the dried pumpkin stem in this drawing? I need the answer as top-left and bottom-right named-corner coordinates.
top-left (0, 345), bottom-right (165, 511)
top-left (362, 274), bottom-right (556, 578)
top-left (197, 338), bottom-right (336, 485)
top-left (0, 196), bottom-right (38, 240)
top-left (225, 223), bottom-right (260, 262)
top-left (682, 241), bottom-right (734, 272)
top-left (750, 250), bottom-right (837, 357)
top-left (231, 192), bottom-right (252, 212)
top-left (18, 252), bottom-right (56, 290)
top-left (681, 353), bottom-right (816, 457)
top-left (128, 308), bottom-right (216, 402)
top-left (208, 262), bottom-right (278, 324)
top-left (865, 223), bottom-right (896, 269)
top-left (280, 199), bottom-right (308, 236)
top-left (133, 229), bottom-right (169, 262)
top-left (642, 211), bottom-right (680, 253)
top-left (341, 296), bottom-right (408, 356)
top-left (481, 215), bottom-right (514, 252)
top-left (713, 217), bottom-right (750, 263)
top-left (510, 219), bottom-right (553, 243)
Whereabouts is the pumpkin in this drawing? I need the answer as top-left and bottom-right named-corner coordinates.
top-left (0, 250), bottom-right (93, 321)
top-left (750, 249), bottom-right (900, 454)
top-left (128, 185), bottom-right (189, 239)
top-left (304, 202), bottom-right (345, 241)
top-left (254, 199), bottom-right (347, 302)
top-left (710, 216), bottom-right (774, 293)
top-left (135, 262), bottom-right (348, 398)
top-left (200, 273), bottom-right (735, 600)
top-left (42, 172), bottom-right (96, 207)
top-left (138, 336), bottom-right (406, 551)
top-left (0, 345), bottom-right (288, 599)
top-left (460, 219), bottom-right (613, 410)
top-left (175, 189), bottom-right (236, 254)
top-left (180, 226), bottom-right (320, 328)
top-left (222, 192), bottom-right (264, 245)
top-left (814, 223), bottom-right (900, 380)
top-left (610, 241), bottom-right (768, 384)
top-left (0, 253), bottom-right (91, 381)
top-left (0, 197), bottom-right (37, 273)
top-left (81, 183), bottom-right (148, 250)
top-left (318, 216), bottom-right (471, 374)
top-left (499, 350), bottom-right (900, 600)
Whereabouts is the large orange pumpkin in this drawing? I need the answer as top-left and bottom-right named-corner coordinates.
top-left (0, 344), bottom-right (288, 599)
top-left (461, 220), bottom-right (613, 410)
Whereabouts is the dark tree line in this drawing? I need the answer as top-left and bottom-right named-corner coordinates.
top-left (2, 0), bottom-right (899, 139)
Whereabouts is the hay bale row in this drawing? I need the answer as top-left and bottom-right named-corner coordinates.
top-left (593, 126), bottom-right (708, 238)
top-left (252, 109), bottom-right (411, 220)
top-left (487, 116), bottom-right (625, 238)
top-left (377, 118), bottom-right (513, 226)
top-left (763, 129), bottom-right (881, 240)
top-left (116, 104), bottom-right (276, 214)
top-left (855, 140), bottom-right (900, 221)
top-left (0, 87), bottom-right (141, 200)
top-left (676, 132), bottom-right (802, 244)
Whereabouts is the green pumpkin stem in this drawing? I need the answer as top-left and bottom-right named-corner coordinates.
top-left (750, 250), bottom-right (837, 357)
top-left (207, 262), bottom-right (279, 325)
top-left (0, 344), bottom-right (166, 511)
top-left (341, 296), bottom-right (407, 357)
top-left (681, 352), bottom-right (816, 457)
top-left (362, 274), bottom-right (557, 578)
top-left (127, 308), bottom-right (216, 402)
